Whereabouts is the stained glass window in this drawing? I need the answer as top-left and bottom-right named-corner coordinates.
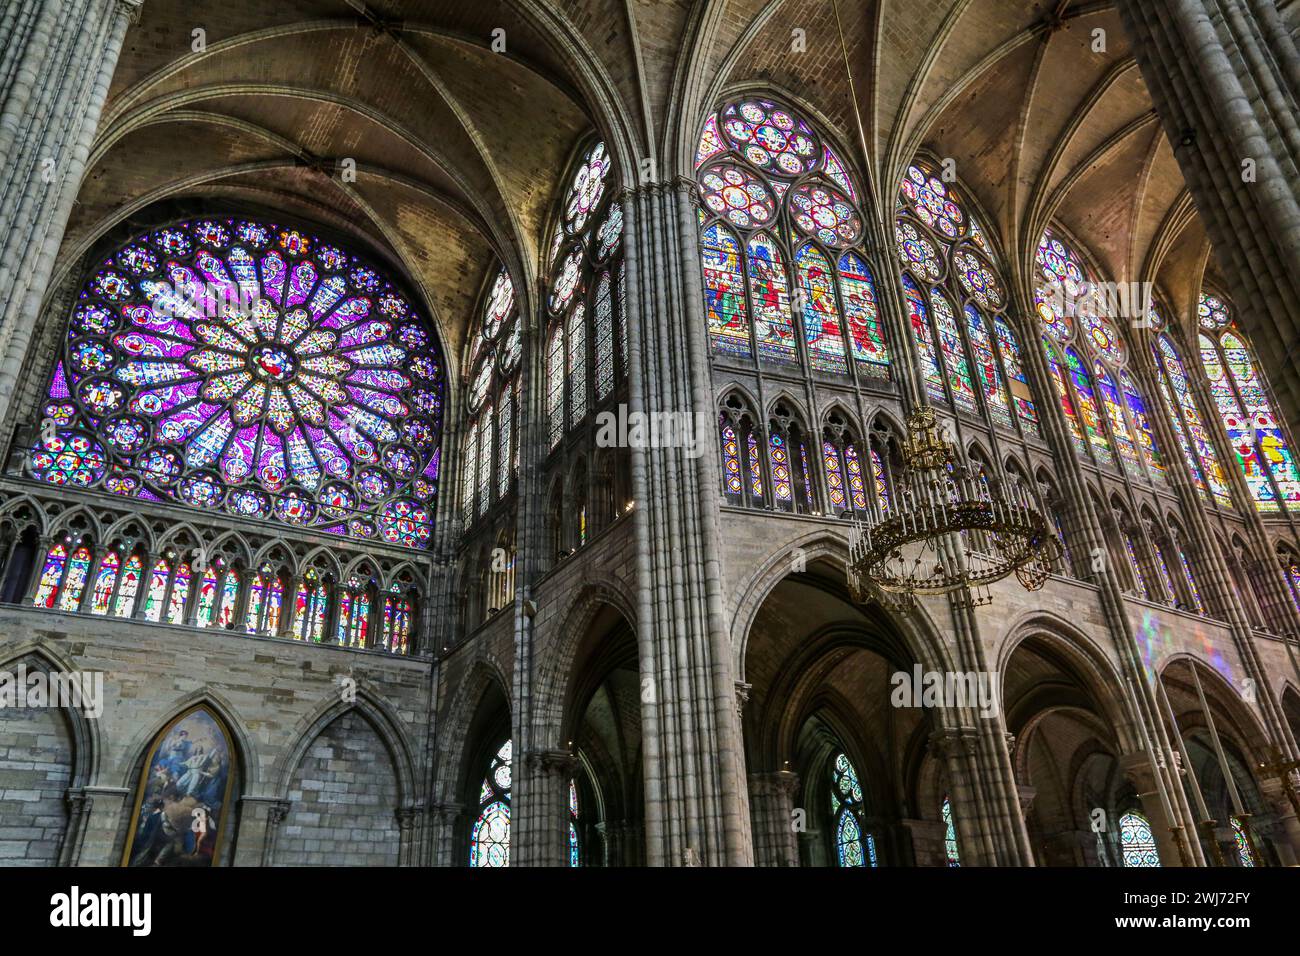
top-left (114, 554), bottom-right (143, 617)
top-left (166, 562), bottom-right (190, 625)
top-left (896, 160), bottom-right (1030, 432)
top-left (965, 305), bottom-right (1011, 427)
top-left (1202, 331), bottom-right (1274, 509)
top-left (496, 386), bottom-right (512, 500)
top-left (1043, 336), bottom-right (1086, 453)
top-left (695, 97), bottom-right (887, 377)
top-left (830, 753), bottom-right (872, 868)
top-left (942, 795), bottom-right (960, 866)
top-left (871, 448), bottom-right (890, 514)
top-left (90, 550), bottom-right (120, 615)
top-left (470, 739), bottom-right (512, 867)
top-left (593, 272), bottom-right (615, 400)
top-left (1155, 334), bottom-right (1232, 507)
top-left (1033, 229), bottom-right (1169, 480)
top-left (27, 218), bottom-right (444, 550)
top-left (721, 421), bottom-right (742, 498)
top-left (769, 432), bottom-right (793, 504)
top-left (476, 407), bottom-right (492, 517)
top-left (142, 558), bottom-right (169, 622)
top-left (1230, 816), bottom-right (1256, 867)
top-left (797, 245), bottom-right (848, 373)
top-left (195, 565), bottom-right (218, 627)
top-left (461, 424), bottom-right (478, 523)
top-left (824, 440), bottom-right (846, 510)
top-left (56, 546), bottom-right (92, 612)
top-left (1096, 364), bottom-right (1140, 475)
top-left (930, 291), bottom-right (977, 414)
top-left (567, 304), bottom-right (587, 425)
top-left (1119, 810), bottom-right (1160, 867)
top-left (245, 572), bottom-right (265, 633)
top-left (1196, 293), bottom-right (1300, 512)
top-left (1120, 370), bottom-right (1164, 484)
top-left (994, 317), bottom-right (1039, 435)
top-left (569, 779), bottom-right (580, 868)
top-left (543, 139), bottom-right (622, 450)
top-left (844, 443), bottom-right (868, 512)
top-left (293, 573), bottom-right (328, 642)
top-left (838, 251), bottom-right (889, 377)
top-left (1064, 346), bottom-right (1112, 464)
top-left (748, 234), bottom-right (797, 365)
top-left (216, 569), bottom-right (239, 629)
top-left (382, 588), bottom-right (412, 655)
top-left (836, 810), bottom-right (866, 867)
top-left (747, 432), bottom-right (764, 500)
top-left (546, 327), bottom-right (564, 447)
top-left (701, 224), bottom-right (751, 359)
top-left (903, 275), bottom-right (945, 403)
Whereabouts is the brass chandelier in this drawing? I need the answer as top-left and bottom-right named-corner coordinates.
top-left (847, 407), bottom-right (1060, 610)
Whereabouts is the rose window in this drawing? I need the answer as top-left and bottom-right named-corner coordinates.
top-left (27, 217), bottom-right (445, 550)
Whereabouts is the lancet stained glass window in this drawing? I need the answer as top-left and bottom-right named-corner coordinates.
top-left (462, 265), bottom-right (519, 528)
top-left (942, 795), bottom-right (960, 866)
top-left (28, 217), bottom-right (445, 550)
top-left (1197, 292), bottom-right (1300, 513)
top-left (470, 739), bottom-right (512, 867)
top-left (695, 97), bottom-right (889, 377)
top-left (1033, 229), bottom-right (1165, 482)
top-left (896, 159), bottom-right (1037, 434)
top-left (1154, 334), bottom-right (1233, 508)
top-left (830, 752), bottom-right (873, 868)
top-left (544, 139), bottom-right (624, 451)
top-left (1119, 810), bottom-right (1160, 867)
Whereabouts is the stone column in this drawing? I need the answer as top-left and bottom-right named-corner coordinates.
top-left (230, 796), bottom-right (290, 867)
top-left (395, 803), bottom-right (423, 866)
top-left (0, 0), bottom-right (142, 424)
top-left (517, 748), bottom-right (576, 866)
top-left (748, 771), bottom-right (800, 867)
top-left (1117, 0), bottom-right (1300, 430)
top-left (72, 785), bottom-right (131, 866)
top-left (430, 801), bottom-right (463, 867)
top-left (1257, 775), bottom-right (1300, 864)
top-left (1120, 752), bottom-right (1186, 867)
top-left (620, 180), bottom-right (749, 866)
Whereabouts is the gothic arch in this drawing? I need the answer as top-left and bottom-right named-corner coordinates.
top-left (116, 688), bottom-right (258, 792)
top-left (0, 643), bottom-right (99, 789)
top-left (272, 687), bottom-right (417, 806)
top-left (728, 529), bottom-right (953, 680)
top-left (996, 610), bottom-right (1138, 753)
top-left (433, 655), bottom-right (513, 808)
top-left (532, 577), bottom-right (638, 747)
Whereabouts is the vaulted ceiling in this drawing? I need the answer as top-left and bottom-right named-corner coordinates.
top-left (65, 0), bottom-right (1223, 383)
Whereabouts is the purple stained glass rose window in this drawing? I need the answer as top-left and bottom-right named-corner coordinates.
top-left (29, 217), bottom-right (444, 549)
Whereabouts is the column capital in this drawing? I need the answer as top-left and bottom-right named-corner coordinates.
top-left (929, 726), bottom-right (980, 759)
top-left (117, 0), bottom-right (145, 24)
top-left (748, 769), bottom-right (800, 798)
top-left (524, 748), bottom-right (579, 776)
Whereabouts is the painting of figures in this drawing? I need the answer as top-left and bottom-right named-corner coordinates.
top-left (123, 707), bottom-right (235, 867)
